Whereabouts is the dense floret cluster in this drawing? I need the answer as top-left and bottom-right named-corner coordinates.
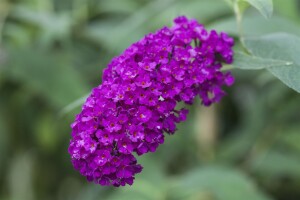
top-left (69, 16), bottom-right (234, 187)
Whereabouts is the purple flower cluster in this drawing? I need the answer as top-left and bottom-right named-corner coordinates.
top-left (69, 16), bottom-right (234, 187)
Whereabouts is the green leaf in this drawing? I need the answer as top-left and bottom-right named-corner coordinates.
top-left (250, 150), bottom-right (300, 178)
top-left (83, 0), bottom-right (177, 53)
top-left (273, 0), bottom-right (300, 23)
top-left (95, 0), bottom-right (141, 14)
top-left (223, 0), bottom-right (234, 6)
top-left (241, 0), bottom-right (273, 19)
top-left (244, 33), bottom-right (300, 93)
top-left (4, 48), bottom-right (89, 107)
top-left (209, 15), bottom-right (300, 37)
top-left (34, 112), bottom-right (58, 152)
top-left (233, 51), bottom-right (292, 70)
top-left (279, 127), bottom-right (300, 153)
top-left (11, 5), bottom-right (72, 47)
top-left (84, 0), bottom-right (231, 53)
top-left (170, 166), bottom-right (271, 200)
top-left (59, 94), bottom-right (88, 116)
top-left (106, 179), bottom-right (164, 200)
top-left (105, 156), bottom-right (167, 200)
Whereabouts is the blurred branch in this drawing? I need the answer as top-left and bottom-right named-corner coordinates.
top-left (195, 104), bottom-right (218, 161)
top-left (233, 0), bottom-right (244, 40)
top-left (0, 0), bottom-right (10, 45)
top-left (232, 0), bottom-right (250, 52)
top-left (8, 152), bottom-right (35, 200)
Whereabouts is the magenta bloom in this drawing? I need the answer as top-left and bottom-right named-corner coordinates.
top-left (69, 16), bottom-right (234, 187)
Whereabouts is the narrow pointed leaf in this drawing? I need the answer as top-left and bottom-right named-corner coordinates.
top-left (242, 0), bottom-right (273, 19)
top-left (233, 51), bottom-right (292, 70)
top-left (245, 33), bottom-right (300, 93)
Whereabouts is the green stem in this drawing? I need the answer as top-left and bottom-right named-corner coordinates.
top-left (233, 0), bottom-right (250, 53)
top-left (0, 1), bottom-right (10, 45)
top-left (233, 1), bottom-right (244, 41)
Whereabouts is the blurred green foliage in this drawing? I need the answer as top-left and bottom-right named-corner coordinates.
top-left (0, 0), bottom-right (300, 200)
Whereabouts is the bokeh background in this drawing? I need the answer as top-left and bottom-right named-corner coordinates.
top-left (1, 0), bottom-right (300, 199)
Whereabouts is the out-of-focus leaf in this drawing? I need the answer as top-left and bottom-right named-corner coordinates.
top-left (136, 154), bottom-right (166, 185)
top-left (170, 166), bottom-right (271, 200)
top-left (84, 0), bottom-right (231, 53)
top-left (251, 150), bottom-right (300, 178)
top-left (106, 191), bottom-right (152, 200)
top-left (209, 15), bottom-right (300, 37)
top-left (94, 0), bottom-right (141, 15)
top-left (83, 0), bottom-right (177, 53)
top-left (279, 128), bottom-right (300, 153)
top-left (241, 0), bottom-right (273, 19)
top-left (106, 179), bottom-right (164, 200)
top-left (59, 94), bottom-right (88, 116)
top-left (34, 112), bottom-right (58, 152)
top-left (4, 48), bottom-right (89, 107)
top-left (217, 91), bottom-right (268, 162)
top-left (11, 5), bottom-right (72, 46)
top-left (150, 0), bottom-right (231, 27)
top-left (244, 33), bottom-right (300, 93)
top-left (233, 51), bottom-right (292, 70)
top-left (106, 155), bottom-right (166, 200)
top-left (223, 0), bottom-right (233, 6)
top-left (4, 24), bottom-right (33, 46)
top-left (273, 0), bottom-right (299, 23)
top-left (75, 184), bottom-right (109, 200)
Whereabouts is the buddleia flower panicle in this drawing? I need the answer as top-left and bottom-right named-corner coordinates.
top-left (69, 16), bottom-right (234, 187)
